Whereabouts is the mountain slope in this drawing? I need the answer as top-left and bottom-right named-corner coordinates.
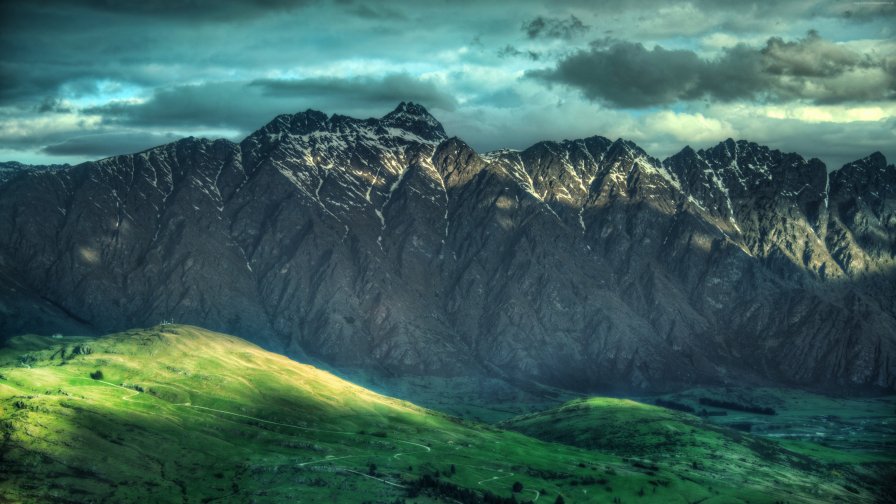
top-left (0, 103), bottom-right (893, 393)
top-left (0, 325), bottom-right (879, 503)
top-left (501, 397), bottom-right (893, 502)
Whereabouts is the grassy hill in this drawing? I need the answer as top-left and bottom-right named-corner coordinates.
top-left (0, 325), bottom-right (885, 503)
top-left (502, 397), bottom-right (894, 503)
top-left (650, 387), bottom-right (896, 464)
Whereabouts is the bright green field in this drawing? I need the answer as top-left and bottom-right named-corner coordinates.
top-left (503, 397), bottom-right (894, 503)
top-left (0, 325), bottom-right (889, 503)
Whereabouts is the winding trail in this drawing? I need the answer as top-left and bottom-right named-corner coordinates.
top-left (175, 403), bottom-right (431, 461)
top-left (340, 469), bottom-right (406, 489)
top-left (298, 455), bottom-right (360, 467)
top-left (72, 377), bottom-right (142, 401)
top-left (392, 439), bottom-right (431, 458)
top-left (174, 402), bottom-right (357, 436)
top-left (476, 471), bottom-right (515, 486)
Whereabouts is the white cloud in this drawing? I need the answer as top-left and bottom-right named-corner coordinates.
top-left (641, 111), bottom-right (736, 143)
top-left (760, 103), bottom-right (896, 123)
top-left (0, 111), bottom-right (103, 142)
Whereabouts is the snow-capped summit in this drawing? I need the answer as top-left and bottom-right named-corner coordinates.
top-left (380, 101), bottom-right (447, 142)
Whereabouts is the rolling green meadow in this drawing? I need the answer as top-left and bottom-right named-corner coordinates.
top-left (1, 325), bottom-right (893, 503)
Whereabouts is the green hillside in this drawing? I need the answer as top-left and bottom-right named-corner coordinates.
top-left (503, 397), bottom-right (894, 503)
top-left (0, 325), bottom-right (884, 503)
top-left (651, 387), bottom-right (896, 465)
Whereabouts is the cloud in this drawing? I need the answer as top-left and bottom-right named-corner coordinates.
top-left (85, 74), bottom-right (456, 132)
top-left (252, 74), bottom-right (457, 110)
top-left (831, 1), bottom-right (896, 21)
top-left (0, 111), bottom-right (104, 149)
top-left (19, 0), bottom-right (317, 21)
top-left (529, 41), bottom-right (713, 107)
top-left (84, 82), bottom-right (262, 130)
top-left (36, 97), bottom-right (73, 114)
top-left (41, 131), bottom-right (180, 157)
top-left (762, 30), bottom-right (877, 77)
top-left (758, 103), bottom-right (896, 123)
top-left (641, 111), bottom-right (736, 144)
top-left (346, 3), bottom-right (407, 20)
top-left (497, 45), bottom-right (540, 60)
top-left (1, 0), bottom-right (894, 171)
top-left (529, 32), bottom-right (896, 107)
top-left (0, 2), bottom-right (461, 107)
top-left (522, 15), bottom-right (588, 40)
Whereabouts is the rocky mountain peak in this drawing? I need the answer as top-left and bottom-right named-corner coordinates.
top-left (678, 145), bottom-right (697, 158)
top-left (831, 152), bottom-right (895, 197)
top-left (433, 137), bottom-right (486, 188)
top-left (381, 101), bottom-right (447, 142)
top-left (836, 152), bottom-right (890, 177)
top-left (704, 138), bottom-right (752, 165)
top-left (254, 109), bottom-right (329, 137)
top-left (607, 138), bottom-right (647, 158)
top-left (685, 138), bottom-right (830, 193)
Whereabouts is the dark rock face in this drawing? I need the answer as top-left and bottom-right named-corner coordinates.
top-left (1, 103), bottom-right (893, 393)
top-left (0, 161), bottom-right (68, 184)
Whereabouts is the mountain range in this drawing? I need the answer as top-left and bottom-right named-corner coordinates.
top-left (0, 161), bottom-right (67, 184)
top-left (0, 102), bottom-right (893, 393)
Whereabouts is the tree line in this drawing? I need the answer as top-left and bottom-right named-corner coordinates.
top-left (698, 397), bottom-right (776, 415)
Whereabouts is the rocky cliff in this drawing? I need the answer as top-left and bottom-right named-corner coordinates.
top-left (1, 103), bottom-right (893, 392)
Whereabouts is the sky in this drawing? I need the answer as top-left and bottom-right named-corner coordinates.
top-left (1, 0), bottom-right (894, 169)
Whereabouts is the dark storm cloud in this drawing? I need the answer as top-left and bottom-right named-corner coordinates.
top-left (552, 0), bottom-right (895, 22)
top-left (0, 62), bottom-right (99, 106)
top-left (762, 30), bottom-right (878, 78)
top-left (530, 32), bottom-right (896, 107)
top-left (522, 15), bottom-right (589, 40)
top-left (87, 74), bottom-right (455, 132)
top-left (85, 82), bottom-right (261, 129)
top-left (528, 42), bottom-right (760, 107)
top-left (0, 3), bottom-right (188, 105)
top-left (36, 98), bottom-right (73, 114)
top-left (252, 74), bottom-right (457, 110)
top-left (41, 132), bottom-right (180, 157)
top-left (18, 0), bottom-right (318, 21)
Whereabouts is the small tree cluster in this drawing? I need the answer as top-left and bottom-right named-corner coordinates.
top-left (406, 474), bottom-right (522, 504)
top-left (698, 397), bottom-right (776, 415)
top-left (654, 399), bottom-right (695, 414)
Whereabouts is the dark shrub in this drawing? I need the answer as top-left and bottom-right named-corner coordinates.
top-left (655, 399), bottom-right (695, 413)
top-left (698, 397), bottom-right (775, 415)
